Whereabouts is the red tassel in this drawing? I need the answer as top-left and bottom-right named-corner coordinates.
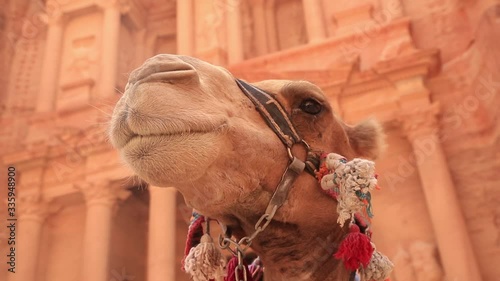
top-left (334, 224), bottom-right (374, 271)
top-left (182, 216), bottom-right (205, 268)
top-left (248, 257), bottom-right (263, 281)
top-left (315, 164), bottom-right (330, 182)
top-left (225, 256), bottom-right (254, 281)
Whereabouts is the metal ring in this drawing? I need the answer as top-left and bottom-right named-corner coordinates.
top-left (287, 139), bottom-right (311, 161)
top-left (286, 146), bottom-right (294, 160)
top-left (235, 262), bottom-right (248, 281)
top-left (237, 250), bottom-right (244, 266)
top-left (218, 235), bottom-right (238, 255)
top-left (238, 236), bottom-right (252, 247)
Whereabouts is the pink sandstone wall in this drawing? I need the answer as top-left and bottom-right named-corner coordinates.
top-left (0, 0), bottom-right (499, 281)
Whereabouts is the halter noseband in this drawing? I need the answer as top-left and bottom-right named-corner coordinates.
top-left (235, 79), bottom-right (319, 173)
top-left (217, 80), bottom-right (320, 278)
top-left (236, 79), bottom-right (302, 148)
top-left (235, 79), bottom-right (318, 213)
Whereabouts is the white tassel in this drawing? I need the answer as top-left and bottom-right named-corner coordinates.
top-left (322, 153), bottom-right (378, 227)
top-left (319, 153), bottom-right (393, 279)
top-left (360, 250), bottom-right (394, 281)
top-left (184, 233), bottom-right (226, 281)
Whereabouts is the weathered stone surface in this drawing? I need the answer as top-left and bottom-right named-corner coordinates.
top-left (1, 0), bottom-right (499, 280)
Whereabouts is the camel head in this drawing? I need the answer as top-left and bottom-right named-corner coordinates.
top-left (109, 54), bottom-right (384, 280)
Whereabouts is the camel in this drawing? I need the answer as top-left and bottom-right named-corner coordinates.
top-left (108, 54), bottom-right (388, 281)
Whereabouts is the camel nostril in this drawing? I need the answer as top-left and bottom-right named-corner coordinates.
top-left (129, 54), bottom-right (198, 85)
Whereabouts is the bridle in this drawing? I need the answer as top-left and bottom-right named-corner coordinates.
top-left (217, 79), bottom-right (323, 280)
top-left (194, 77), bottom-right (388, 281)
top-left (223, 79), bottom-right (386, 281)
top-left (236, 79), bottom-right (320, 176)
top-left (235, 79), bottom-right (318, 222)
top-left (189, 78), bottom-right (384, 281)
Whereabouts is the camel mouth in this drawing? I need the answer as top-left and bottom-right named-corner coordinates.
top-left (108, 96), bottom-right (230, 150)
top-left (125, 125), bottom-right (225, 146)
top-left (121, 131), bottom-right (217, 157)
top-left (118, 121), bottom-right (228, 149)
top-left (118, 124), bottom-right (227, 186)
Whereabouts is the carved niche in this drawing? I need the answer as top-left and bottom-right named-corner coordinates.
top-left (275, 0), bottom-right (307, 50)
top-left (57, 11), bottom-right (102, 111)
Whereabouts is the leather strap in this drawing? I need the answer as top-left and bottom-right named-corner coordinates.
top-left (265, 157), bottom-right (305, 215)
top-left (236, 79), bottom-right (320, 176)
top-left (236, 79), bottom-right (301, 148)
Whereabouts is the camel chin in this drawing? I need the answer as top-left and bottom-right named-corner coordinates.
top-left (119, 131), bottom-right (225, 186)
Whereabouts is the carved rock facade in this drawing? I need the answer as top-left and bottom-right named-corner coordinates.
top-left (1, 0), bottom-right (499, 281)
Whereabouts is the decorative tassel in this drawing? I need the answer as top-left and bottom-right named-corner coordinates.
top-left (184, 215), bottom-right (205, 258)
top-left (248, 257), bottom-right (264, 281)
top-left (184, 233), bottom-right (226, 281)
top-left (334, 224), bottom-right (374, 271)
top-left (315, 152), bottom-right (393, 279)
top-left (318, 153), bottom-right (378, 227)
top-left (225, 256), bottom-right (254, 281)
top-left (359, 250), bottom-right (394, 281)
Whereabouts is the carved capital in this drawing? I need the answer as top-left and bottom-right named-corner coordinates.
top-left (380, 0), bottom-right (404, 19)
top-left (17, 195), bottom-right (49, 223)
top-left (78, 181), bottom-right (115, 206)
top-left (399, 103), bottom-right (440, 142)
top-left (39, 0), bottom-right (66, 26)
top-left (77, 181), bottom-right (130, 207)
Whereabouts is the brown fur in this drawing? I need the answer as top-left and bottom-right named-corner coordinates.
top-left (344, 119), bottom-right (386, 159)
top-left (109, 54), bottom-right (384, 281)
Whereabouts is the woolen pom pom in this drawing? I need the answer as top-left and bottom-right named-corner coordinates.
top-left (360, 250), bottom-right (394, 281)
top-left (334, 224), bottom-right (374, 271)
top-left (184, 233), bottom-right (226, 281)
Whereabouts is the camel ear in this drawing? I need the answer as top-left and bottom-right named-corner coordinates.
top-left (345, 119), bottom-right (385, 159)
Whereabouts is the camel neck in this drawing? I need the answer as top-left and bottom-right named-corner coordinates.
top-left (227, 174), bottom-right (352, 280)
top-left (260, 255), bottom-right (352, 281)
top-left (253, 222), bottom-right (351, 281)
top-left (231, 214), bottom-right (351, 281)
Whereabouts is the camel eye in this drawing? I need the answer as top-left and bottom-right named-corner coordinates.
top-left (299, 99), bottom-right (322, 115)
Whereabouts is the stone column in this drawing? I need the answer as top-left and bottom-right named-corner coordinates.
top-left (302, 0), bottom-right (327, 42)
top-left (79, 181), bottom-right (119, 281)
top-left (176, 0), bottom-right (194, 55)
top-left (8, 196), bottom-right (48, 281)
top-left (100, 0), bottom-right (122, 99)
top-left (400, 104), bottom-right (483, 281)
top-left (36, 11), bottom-right (63, 112)
top-left (264, 0), bottom-right (279, 53)
top-left (226, 0), bottom-right (244, 64)
top-left (251, 0), bottom-right (268, 56)
top-left (147, 186), bottom-right (177, 281)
